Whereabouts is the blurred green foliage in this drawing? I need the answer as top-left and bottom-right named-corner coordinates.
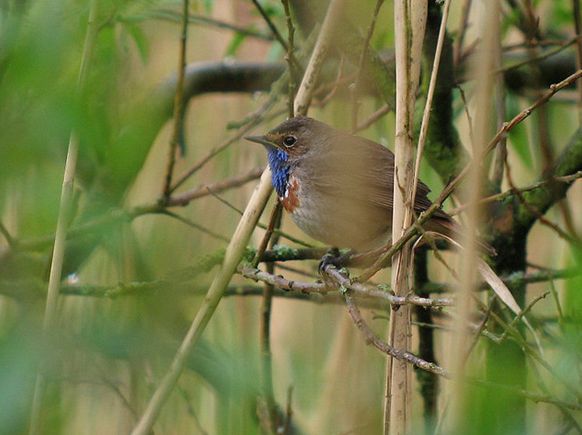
top-left (0, 0), bottom-right (580, 434)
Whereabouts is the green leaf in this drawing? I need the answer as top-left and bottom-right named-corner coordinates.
top-left (124, 22), bottom-right (149, 63)
top-left (224, 32), bottom-right (246, 57)
top-left (507, 94), bottom-right (533, 169)
top-left (202, 0), bottom-right (213, 14)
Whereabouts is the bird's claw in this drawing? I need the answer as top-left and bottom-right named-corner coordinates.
top-left (318, 248), bottom-right (343, 274)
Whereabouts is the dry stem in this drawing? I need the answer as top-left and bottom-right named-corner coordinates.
top-left (386, 1), bottom-right (427, 433)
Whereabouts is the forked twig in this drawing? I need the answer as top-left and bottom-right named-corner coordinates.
top-left (321, 266), bottom-right (449, 378)
top-left (162, 0), bottom-right (190, 199)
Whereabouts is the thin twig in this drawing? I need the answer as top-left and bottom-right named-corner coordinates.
top-left (351, 0), bottom-right (385, 131)
top-left (502, 38), bottom-right (572, 51)
top-left (253, 203), bottom-right (282, 267)
top-left (456, 84), bottom-right (475, 147)
top-left (141, 9), bottom-right (273, 41)
top-left (256, 203), bottom-right (283, 433)
top-left (250, 0), bottom-right (299, 79)
top-left (492, 12), bottom-right (507, 191)
top-left (454, 0), bottom-right (473, 67)
top-left (326, 267), bottom-right (449, 378)
top-left (160, 210), bottom-right (230, 243)
top-left (469, 379), bottom-right (582, 411)
top-left (162, 0), bottom-right (190, 199)
top-left (281, 0), bottom-right (296, 117)
top-left (169, 98), bottom-right (277, 193)
top-left (494, 36), bottom-right (578, 74)
top-left (449, 170), bottom-right (582, 215)
top-left (355, 103), bottom-right (391, 132)
top-left (411, 0), bottom-right (452, 214)
top-left (2, 263), bottom-right (576, 302)
top-left (548, 280), bottom-right (565, 322)
top-left (251, 0), bottom-right (288, 51)
top-left (0, 221), bottom-right (14, 246)
top-left (167, 167), bottom-right (263, 206)
top-left (505, 156), bottom-right (581, 245)
top-left (496, 292), bottom-right (549, 343)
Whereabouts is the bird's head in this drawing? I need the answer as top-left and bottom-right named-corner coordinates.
top-left (245, 116), bottom-right (331, 160)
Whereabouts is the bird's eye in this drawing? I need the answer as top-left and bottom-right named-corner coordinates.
top-left (282, 135), bottom-right (297, 147)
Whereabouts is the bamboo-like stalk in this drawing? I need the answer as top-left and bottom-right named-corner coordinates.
top-left (449, 0), bottom-right (499, 432)
top-left (385, 1), bottom-right (427, 434)
top-left (129, 1), bottom-right (345, 433)
top-left (28, 1), bottom-right (100, 433)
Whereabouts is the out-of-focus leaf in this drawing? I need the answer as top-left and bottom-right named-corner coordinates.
top-left (565, 248), bottom-right (582, 325)
top-left (224, 32), bottom-right (246, 57)
top-left (550, 0), bottom-right (571, 26)
top-left (258, 0), bottom-right (283, 18)
top-left (202, 0), bottom-right (213, 14)
top-left (124, 22), bottom-right (149, 62)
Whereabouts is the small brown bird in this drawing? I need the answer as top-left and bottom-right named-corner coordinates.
top-left (246, 116), bottom-right (465, 253)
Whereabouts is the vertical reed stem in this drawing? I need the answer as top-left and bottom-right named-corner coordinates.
top-left (386, 1), bottom-right (427, 434)
top-left (29, 1), bottom-right (100, 433)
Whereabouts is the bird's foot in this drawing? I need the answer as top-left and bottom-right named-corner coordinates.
top-left (318, 247), bottom-right (345, 274)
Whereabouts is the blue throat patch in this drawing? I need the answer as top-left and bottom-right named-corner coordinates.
top-left (266, 147), bottom-right (290, 197)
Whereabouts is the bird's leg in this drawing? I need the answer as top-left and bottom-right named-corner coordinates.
top-left (318, 247), bottom-right (345, 274)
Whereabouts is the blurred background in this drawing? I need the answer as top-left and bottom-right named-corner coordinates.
top-left (0, 0), bottom-right (581, 434)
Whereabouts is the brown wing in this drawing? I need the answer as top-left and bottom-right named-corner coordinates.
top-left (303, 131), bottom-right (443, 217)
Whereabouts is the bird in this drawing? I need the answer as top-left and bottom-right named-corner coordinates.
top-left (245, 116), bottom-right (473, 254)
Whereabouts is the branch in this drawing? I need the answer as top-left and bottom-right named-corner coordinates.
top-left (161, 0), bottom-right (190, 199)
top-left (241, 266), bottom-right (454, 308)
top-left (512, 126), bottom-right (582, 233)
top-left (450, 171), bottom-right (582, 215)
top-left (136, 9), bottom-right (274, 41)
top-left (167, 167), bottom-right (263, 206)
top-left (320, 266), bottom-right (449, 378)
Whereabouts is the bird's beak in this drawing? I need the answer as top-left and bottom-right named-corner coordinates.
top-left (244, 135), bottom-right (275, 148)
